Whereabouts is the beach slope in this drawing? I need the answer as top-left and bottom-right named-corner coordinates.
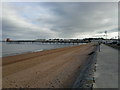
top-left (2, 43), bottom-right (96, 88)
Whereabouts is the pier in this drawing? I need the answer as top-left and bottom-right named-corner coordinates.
top-left (4, 39), bottom-right (88, 44)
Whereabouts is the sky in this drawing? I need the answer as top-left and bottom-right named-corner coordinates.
top-left (2, 2), bottom-right (118, 40)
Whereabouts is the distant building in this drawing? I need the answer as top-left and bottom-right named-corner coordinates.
top-left (83, 38), bottom-right (104, 43)
top-left (36, 39), bottom-right (46, 41)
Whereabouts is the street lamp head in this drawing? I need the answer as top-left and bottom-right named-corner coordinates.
top-left (105, 31), bottom-right (107, 34)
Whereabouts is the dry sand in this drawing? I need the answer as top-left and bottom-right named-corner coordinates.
top-left (2, 43), bottom-right (96, 88)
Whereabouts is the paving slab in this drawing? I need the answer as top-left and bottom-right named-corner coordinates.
top-left (94, 44), bottom-right (118, 88)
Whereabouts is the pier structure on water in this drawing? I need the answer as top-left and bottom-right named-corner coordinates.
top-left (4, 39), bottom-right (88, 44)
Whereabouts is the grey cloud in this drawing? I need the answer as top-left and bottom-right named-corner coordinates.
top-left (35, 2), bottom-right (117, 38)
top-left (2, 17), bottom-right (56, 40)
top-left (2, 2), bottom-right (118, 39)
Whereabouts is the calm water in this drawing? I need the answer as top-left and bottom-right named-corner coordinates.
top-left (1, 42), bottom-right (84, 57)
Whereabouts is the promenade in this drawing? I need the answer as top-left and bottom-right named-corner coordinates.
top-left (94, 44), bottom-right (118, 88)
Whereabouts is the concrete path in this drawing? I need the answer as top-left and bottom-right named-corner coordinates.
top-left (94, 44), bottom-right (118, 88)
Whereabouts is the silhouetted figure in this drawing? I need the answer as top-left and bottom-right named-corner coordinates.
top-left (98, 42), bottom-right (101, 52)
top-left (6, 38), bottom-right (11, 42)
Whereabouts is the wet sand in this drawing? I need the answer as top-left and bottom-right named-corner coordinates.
top-left (2, 43), bottom-right (96, 88)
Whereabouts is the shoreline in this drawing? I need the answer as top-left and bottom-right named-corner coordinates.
top-left (2, 43), bottom-right (97, 88)
top-left (2, 45), bottom-right (79, 65)
top-left (2, 49), bottom-right (44, 58)
top-left (1, 43), bottom-right (82, 57)
top-left (2, 42), bottom-right (84, 57)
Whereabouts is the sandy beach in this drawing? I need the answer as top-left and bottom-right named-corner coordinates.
top-left (2, 43), bottom-right (96, 88)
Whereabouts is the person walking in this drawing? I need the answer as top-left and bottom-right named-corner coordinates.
top-left (98, 42), bottom-right (101, 52)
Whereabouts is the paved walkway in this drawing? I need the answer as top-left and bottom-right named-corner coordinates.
top-left (94, 44), bottom-right (118, 88)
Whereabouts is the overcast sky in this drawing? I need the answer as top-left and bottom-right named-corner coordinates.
top-left (2, 2), bottom-right (118, 40)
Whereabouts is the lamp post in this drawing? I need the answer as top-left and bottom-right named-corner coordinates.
top-left (105, 31), bottom-right (107, 39)
top-left (105, 31), bottom-right (107, 43)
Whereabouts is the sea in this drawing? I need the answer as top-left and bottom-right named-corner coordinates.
top-left (1, 42), bottom-right (84, 57)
